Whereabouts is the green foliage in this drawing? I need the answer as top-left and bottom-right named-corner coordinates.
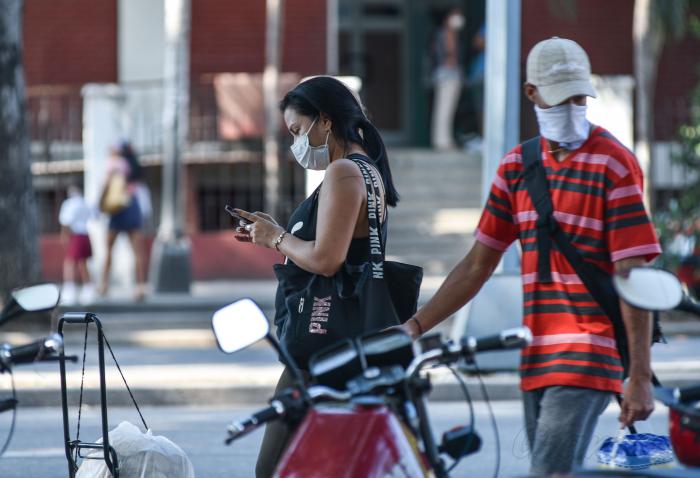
top-left (689, 12), bottom-right (700, 37)
top-left (654, 0), bottom-right (688, 41)
top-left (654, 6), bottom-right (700, 267)
top-left (547, 0), bottom-right (577, 21)
top-left (670, 13), bottom-right (700, 215)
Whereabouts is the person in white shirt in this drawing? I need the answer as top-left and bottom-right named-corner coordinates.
top-left (59, 184), bottom-right (96, 305)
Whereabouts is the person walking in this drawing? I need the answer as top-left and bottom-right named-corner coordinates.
top-left (99, 142), bottom-right (147, 301)
top-left (431, 6), bottom-right (465, 151)
top-left (59, 183), bottom-right (96, 305)
top-left (231, 76), bottom-right (400, 478)
top-left (402, 37), bottom-right (662, 475)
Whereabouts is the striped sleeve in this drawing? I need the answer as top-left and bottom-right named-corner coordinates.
top-left (476, 161), bottom-right (518, 252)
top-left (605, 160), bottom-right (661, 263)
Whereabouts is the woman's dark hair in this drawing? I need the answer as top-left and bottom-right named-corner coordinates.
top-left (279, 76), bottom-right (399, 207)
top-left (119, 142), bottom-right (144, 182)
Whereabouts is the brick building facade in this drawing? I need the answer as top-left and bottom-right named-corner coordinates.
top-left (22, 0), bottom-right (700, 281)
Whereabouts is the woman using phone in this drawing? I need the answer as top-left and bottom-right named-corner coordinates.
top-left (232, 76), bottom-right (399, 478)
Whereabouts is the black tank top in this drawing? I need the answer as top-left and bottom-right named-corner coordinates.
top-left (273, 154), bottom-right (388, 333)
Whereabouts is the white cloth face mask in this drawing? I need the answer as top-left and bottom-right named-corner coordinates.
top-left (534, 103), bottom-right (590, 150)
top-left (290, 117), bottom-right (331, 170)
top-left (448, 14), bottom-right (465, 30)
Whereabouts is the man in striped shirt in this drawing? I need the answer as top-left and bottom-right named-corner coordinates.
top-left (403, 37), bottom-right (661, 474)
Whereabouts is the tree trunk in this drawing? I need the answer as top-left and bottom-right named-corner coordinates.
top-left (0, 0), bottom-right (41, 302)
top-left (633, 0), bottom-right (664, 211)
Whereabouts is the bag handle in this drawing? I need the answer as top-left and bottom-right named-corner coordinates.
top-left (351, 159), bottom-right (387, 275)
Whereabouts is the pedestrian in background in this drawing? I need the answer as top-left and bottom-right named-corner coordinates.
top-left (99, 142), bottom-right (147, 301)
top-left (431, 6), bottom-right (465, 151)
top-left (232, 76), bottom-right (400, 478)
top-left (403, 37), bottom-right (661, 475)
top-left (464, 23), bottom-right (485, 151)
top-left (59, 183), bottom-right (96, 305)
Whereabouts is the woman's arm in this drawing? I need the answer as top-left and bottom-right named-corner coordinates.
top-left (235, 159), bottom-right (366, 276)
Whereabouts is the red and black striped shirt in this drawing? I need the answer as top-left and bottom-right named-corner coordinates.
top-left (476, 127), bottom-right (661, 393)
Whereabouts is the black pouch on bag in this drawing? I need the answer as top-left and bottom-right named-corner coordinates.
top-left (274, 159), bottom-right (423, 369)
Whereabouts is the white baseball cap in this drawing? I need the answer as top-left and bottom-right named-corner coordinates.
top-left (526, 37), bottom-right (596, 106)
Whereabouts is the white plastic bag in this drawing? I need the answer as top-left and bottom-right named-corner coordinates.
top-left (76, 421), bottom-right (195, 478)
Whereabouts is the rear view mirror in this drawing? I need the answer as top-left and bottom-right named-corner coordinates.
top-left (613, 268), bottom-right (683, 311)
top-left (0, 283), bottom-right (60, 326)
top-left (212, 299), bottom-right (269, 354)
top-left (12, 284), bottom-right (60, 312)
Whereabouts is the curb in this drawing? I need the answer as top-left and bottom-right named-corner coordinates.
top-left (14, 375), bottom-right (700, 408)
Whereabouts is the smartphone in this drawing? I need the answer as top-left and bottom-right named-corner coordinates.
top-left (224, 205), bottom-right (253, 225)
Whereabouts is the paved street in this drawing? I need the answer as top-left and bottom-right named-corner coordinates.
top-left (0, 401), bottom-right (676, 477)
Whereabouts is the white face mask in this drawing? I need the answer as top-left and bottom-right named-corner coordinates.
top-left (534, 103), bottom-right (590, 150)
top-left (448, 14), bottom-right (465, 30)
top-left (290, 117), bottom-right (331, 170)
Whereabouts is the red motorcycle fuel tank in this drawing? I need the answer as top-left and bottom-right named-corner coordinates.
top-left (274, 404), bottom-right (428, 478)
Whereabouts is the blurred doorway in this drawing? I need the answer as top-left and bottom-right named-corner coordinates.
top-left (338, 0), bottom-right (408, 144)
top-left (336, 0), bottom-right (484, 147)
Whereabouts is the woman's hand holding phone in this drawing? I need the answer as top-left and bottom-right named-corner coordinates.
top-left (228, 207), bottom-right (284, 248)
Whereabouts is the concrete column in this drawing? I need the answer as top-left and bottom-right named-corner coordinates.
top-left (82, 84), bottom-right (125, 206)
top-left (149, 0), bottom-right (192, 293)
top-left (326, 0), bottom-right (338, 75)
top-left (483, 0), bottom-right (521, 272)
top-left (82, 84), bottom-right (134, 290)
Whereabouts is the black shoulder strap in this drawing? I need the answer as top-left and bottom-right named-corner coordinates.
top-left (521, 136), bottom-right (617, 312)
top-left (521, 137), bottom-right (555, 283)
top-left (521, 136), bottom-right (629, 367)
top-left (351, 158), bottom-right (387, 279)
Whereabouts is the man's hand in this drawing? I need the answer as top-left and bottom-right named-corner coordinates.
top-left (615, 256), bottom-right (655, 428)
top-left (619, 378), bottom-right (654, 427)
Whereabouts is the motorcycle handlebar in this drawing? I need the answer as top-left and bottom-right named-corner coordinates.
top-left (676, 296), bottom-right (700, 318)
top-left (8, 341), bottom-right (44, 365)
top-left (406, 326), bottom-right (533, 379)
top-left (463, 327), bottom-right (533, 354)
top-left (674, 384), bottom-right (700, 403)
top-left (225, 400), bottom-right (285, 445)
top-left (0, 334), bottom-right (64, 369)
top-left (308, 385), bottom-right (352, 402)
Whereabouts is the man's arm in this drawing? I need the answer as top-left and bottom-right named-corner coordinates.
top-left (402, 241), bottom-right (504, 339)
top-left (615, 257), bottom-right (655, 427)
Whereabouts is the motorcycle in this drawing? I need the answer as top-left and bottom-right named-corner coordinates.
top-left (0, 283), bottom-right (67, 456)
top-left (211, 298), bottom-right (532, 477)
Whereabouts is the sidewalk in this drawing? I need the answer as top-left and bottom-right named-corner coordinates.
top-left (13, 346), bottom-right (700, 408)
top-left (22, 277), bottom-right (700, 339)
top-left (7, 277), bottom-right (700, 407)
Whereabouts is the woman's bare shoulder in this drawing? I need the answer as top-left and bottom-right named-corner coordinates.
top-left (325, 158), bottom-right (365, 180)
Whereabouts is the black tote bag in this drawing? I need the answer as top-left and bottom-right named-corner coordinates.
top-left (274, 159), bottom-right (423, 368)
